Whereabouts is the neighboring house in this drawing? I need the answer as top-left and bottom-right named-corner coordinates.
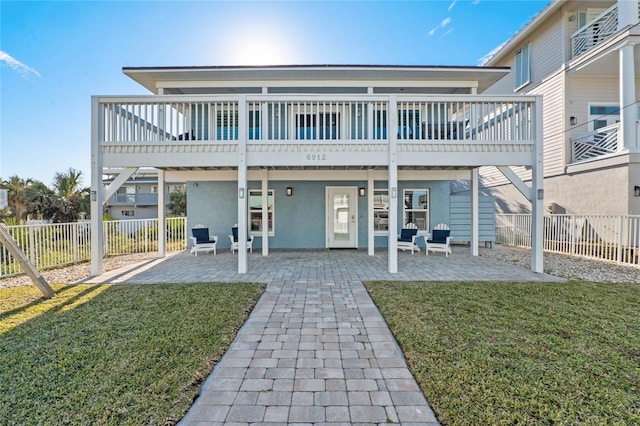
top-left (90, 65), bottom-right (544, 275)
top-left (102, 167), bottom-right (184, 220)
top-left (479, 0), bottom-right (640, 215)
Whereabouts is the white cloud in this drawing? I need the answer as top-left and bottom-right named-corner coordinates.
top-left (0, 51), bottom-right (41, 78)
top-left (478, 40), bottom-right (507, 65)
top-left (428, 17), bottom-right (452, 37)
top-left (448, 0), bottom-right (457, 11)
top-left (444, 29), bottom-right (454, 36)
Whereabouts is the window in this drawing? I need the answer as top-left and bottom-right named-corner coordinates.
top-left (514, 43), bottom-right (531, 90)
top-left (588, 104), bottom-right (620, 131)
top-left (216, 109), bottom-right (238, 140)
top-left (398, 109), bottom-right (421, 139)
top-left (295, 113), bottom-right (340, 140)
top-left (248, 108), bottom-right (260, 140)
top-left (403, 189), bottom-right (429, 231)
top-left (249, 190), bottom-right (274, 235)
top-left (373, 189), bottom-right (389, 233)
top-left (121, 210), bottom-right (134, 217)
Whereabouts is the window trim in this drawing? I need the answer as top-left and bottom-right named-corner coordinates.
top-left (373, 189), bottom-right (389, 235)
top-left (402, 189), bottom-right (430, 232)
top-left (587, 102), bottom-right (620, 131)
top-left (248, 189), bottom-right (275, 236)
top-left (514, 43), bottom-right (531, 91)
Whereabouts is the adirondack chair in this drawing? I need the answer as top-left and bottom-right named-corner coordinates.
top-left (228, 225), bottom-right (254, 253)
top-left (424, 223), bottom-right (452, 257)
top-left (190, 225), bottom-right (218, 256)
top-left (397, 222), bottom-right (420, 254)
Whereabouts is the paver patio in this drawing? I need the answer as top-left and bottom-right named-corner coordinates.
top-left (83, 247), bottom-right (562, 425)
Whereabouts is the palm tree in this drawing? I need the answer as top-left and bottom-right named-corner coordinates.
top-left (51, 168), bottom-right (89, 222)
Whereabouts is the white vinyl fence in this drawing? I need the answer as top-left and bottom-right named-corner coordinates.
top-left (0, 217), bottom-right (186, 279)
top-left (497, 214), bottom-right (640, 266)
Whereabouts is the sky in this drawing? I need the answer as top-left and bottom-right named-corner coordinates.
top-left (1, 0), bottom-right (551, 188)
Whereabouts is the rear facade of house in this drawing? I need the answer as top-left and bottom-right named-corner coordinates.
top-left (90, 65), bottom-right (544, 274)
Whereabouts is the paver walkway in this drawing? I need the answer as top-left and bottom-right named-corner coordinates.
top-left (83, 248), bottom-right (562, 425)
top-left (180, 279), bottom-right (438, 425)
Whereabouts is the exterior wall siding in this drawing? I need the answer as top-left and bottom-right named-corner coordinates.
top-left (187, 179), bottom-right (452, 250)
top-left (449, 195), bottom-right (496, 244)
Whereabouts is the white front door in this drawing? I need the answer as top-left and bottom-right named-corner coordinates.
top-left (326, 186), bottom-right (357, 248)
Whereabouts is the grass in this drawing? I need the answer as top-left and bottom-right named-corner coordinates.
top-left (365, 281), bottom-right (640, 426)
top-left (0, 282), bottom-right (264, 425)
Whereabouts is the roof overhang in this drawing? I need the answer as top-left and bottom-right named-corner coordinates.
top-left (123, 64), bottom-right (511, 95)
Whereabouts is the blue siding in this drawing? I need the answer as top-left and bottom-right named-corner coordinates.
top-left (187, 180), bottom-right (452, 250)
top-left (449, 195), bottom-right (496, 244)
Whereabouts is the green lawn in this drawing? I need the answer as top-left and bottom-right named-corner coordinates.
top-left (365, 281), bottom-right (640, 426)
top-left (0, 282), bottom-right (264, 425)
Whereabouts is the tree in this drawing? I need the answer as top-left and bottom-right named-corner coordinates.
top-left (1, 175), bottom-right (33, 222)
top-left (168, 187), bottom-right (187, 216)
top-left (50, 168), bottom-right (90, 222)
top-left (26, 180), bottom-right (57, 220)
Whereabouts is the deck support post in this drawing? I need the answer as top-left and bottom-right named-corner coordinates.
top-left (388, 96), bottom-right (398, 274)
top-left (157, 169), bottom-right (166, 258)
top-left (90, 96), bottom-right (104, 276)
top-left (261, 169), bottom-right (269, 256)
top-left (531, 95), bottom-right (544, 273)
top-left (471, 168), bottom-right (479, 256)
top-left (367, 169), bottom-right (375, 256)
top-left (237, 96), bottom-right (248, 273)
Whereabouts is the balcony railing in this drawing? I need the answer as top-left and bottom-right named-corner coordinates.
top-left (571, 4), bottom-right (619, 58)
top-left (98, 95), bottom-right (536, 145)
top-left (108, 193), bottom-right (159, 206)
top-left (571, 123), bottom-right (619, 163)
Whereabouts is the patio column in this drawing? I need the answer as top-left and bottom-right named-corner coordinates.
top-left (620, 43), bottom-right (638, 150)
top-left (157, 169), bottom-right (166, 258)
top-left (367, 169), bottom-right (374, 256)
top-left (90, 96), bottom-right (104, 276)
top-left (531, 95), bottom-right (544, 273)
top-left (261, 169), bottom-right (269, 256)
top-left (470, 168), bottom-right (479, 256)
top-left (388, 96), bottom-right (398, 273)
top-left (237, 96), bottom-right (248, 273)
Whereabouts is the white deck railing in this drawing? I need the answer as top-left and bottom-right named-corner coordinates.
top-left (497, 213), bottom-right (640, 266)
top-left (570, 123), bottom-right (619, 163)
top-left (98, 96), bottom-right (536, 145)
top-left (0, 217), bottom-right (186, 279)
top-left (571, 4), bottom-right (619, 58)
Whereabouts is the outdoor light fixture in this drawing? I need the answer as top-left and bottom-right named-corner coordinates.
top-left (91, 191), bottom-right (97, 201)
top-left (635, 186), bottom-right (640, 197)
top-left (286, 187), bottom-right (293, 196)
top-left (359, 187), bottom-right (366, 197)
top-left (570, 116), bottom-right (577, 125)
top-left (239, 188), bottom-right (245, 199)
top-left (192, 182), bottom-right (199, 188)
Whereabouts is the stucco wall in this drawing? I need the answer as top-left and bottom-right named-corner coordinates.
top-left (485, 165), bottom-right (631, 215)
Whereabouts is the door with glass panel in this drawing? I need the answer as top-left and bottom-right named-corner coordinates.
top-left (326, 187), bottom-right (357, 248)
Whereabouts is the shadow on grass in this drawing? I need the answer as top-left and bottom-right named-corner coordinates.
top-left (0, 284), bottom-right (100, 323)
top-left (0, 282), bottom-right (264, 425)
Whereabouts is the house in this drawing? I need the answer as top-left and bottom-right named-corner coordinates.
top-left (90, 65), bottom-right (544, 275)
top-left (102, 167), bottom-right (184, 220)
top-left (479, 0), bottom-right (640, 216)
